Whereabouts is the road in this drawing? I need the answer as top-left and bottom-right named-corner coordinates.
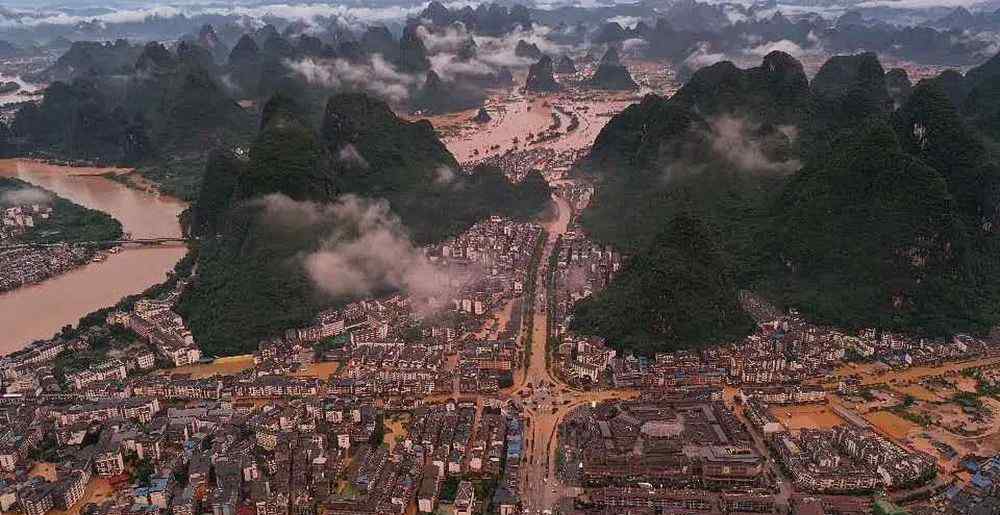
top-left (509, 192), bottom-right (571, 393)
top-left (725, 387), bottom-right (794, 513)
top-left (0, 237), bottom-right (192, 250)
top-left (501, 190), bottom-right (639, 513)
top-left (808, 355), bottom-right (1000, 388)
top-left (426, 95), bottom-right (640, 511)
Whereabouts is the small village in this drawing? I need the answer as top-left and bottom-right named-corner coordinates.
top-left (1, 203), bottom-right (95, 293)
top-left (0, 201), bottom-right (114, 292)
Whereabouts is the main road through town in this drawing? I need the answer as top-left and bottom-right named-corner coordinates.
top-left (508, 191), bottom-right (639, 513)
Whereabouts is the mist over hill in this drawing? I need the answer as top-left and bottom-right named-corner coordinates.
top-left (572, 48), bottom-right (1000, 355)
top-left (178, 92), bottom-right (551, 355)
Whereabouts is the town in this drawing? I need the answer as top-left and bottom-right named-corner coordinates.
top-left (3, 174), bottom-right (1000, 515)
top-left (2, 2), bottom-right (1000, 513)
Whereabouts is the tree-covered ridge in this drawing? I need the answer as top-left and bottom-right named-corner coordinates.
top-left (572, 50), bottom-right (1000, 356)
top-left (671, 50), bottom-right (810, 127)
top-left (770, 119), bottom-right (967, 333)
top-left (5, 42), bottom-right (255, 200)
top-left (571, 215), bottom-right (755, 355)
top-left (180, 93), bottom-right (552, 355)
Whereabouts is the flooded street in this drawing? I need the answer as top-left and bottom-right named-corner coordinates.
top-left (0, 159), bottom-right (187, 352)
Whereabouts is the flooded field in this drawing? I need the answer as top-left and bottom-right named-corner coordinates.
top-left (865, 410), bottom-right (919, 439)
top-left (767, 403), bottom-right (846, 432)
top-left (165, 355), bottom-right (257, 379)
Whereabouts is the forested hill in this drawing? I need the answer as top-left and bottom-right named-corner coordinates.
top-left (6, 41), bottom-right (255, 200)
top-left (571, 50), bottom-right (1000, 356)
top-left (179, 93), bottom-right (552, 356)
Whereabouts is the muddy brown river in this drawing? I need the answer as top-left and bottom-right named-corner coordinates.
top-left (0, 159), bottom-right (187, 352)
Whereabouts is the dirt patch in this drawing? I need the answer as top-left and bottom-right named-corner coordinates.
top-left (383, 413), bottom-right (411, 452)
top-left (767, 404), bottom-right (845, 432)
top-left (29, 462), bottom-right (58, 481)
top-left (165, 354), bottom-right (255, 379)
top-left (294, 361), bottom-right (343, 380)
top-left (865, 410), bottom-right (919, 440)
top-left (893, 383), bottom-right (946, 402)
top-left (953, 376), bottom-right (980, 393)
top-left (48, 477), bottom-right (116, 515)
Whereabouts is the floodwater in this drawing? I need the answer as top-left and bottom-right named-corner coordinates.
top-left (0, 73), bottom-right (44, 106)
top-left (425, 89), bottom-right (635, 164)
top-left (0, 159), bottom-right (187, 353)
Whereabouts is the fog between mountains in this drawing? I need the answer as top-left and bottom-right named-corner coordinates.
top-left (284, 24), bottom-right (576, 103)
top-left (660, 115), bottom-right (801, 184)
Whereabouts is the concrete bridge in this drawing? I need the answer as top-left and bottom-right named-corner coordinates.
top-left (0, 237), bottom-right (194, 250)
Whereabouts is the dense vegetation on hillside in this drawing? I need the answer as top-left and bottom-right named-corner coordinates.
top-left (770, 119), bottom-right (967, 332)
top-left (6, 42), bottom-right (255, 200)
top-left (179, 93), bottom-right (551, 355)
top-left (571, 215), bottom-right (755, 354)
top-left (573, 50), bottom-right (1000, 355)
top-left (0, 177), bottom-right (123, 244)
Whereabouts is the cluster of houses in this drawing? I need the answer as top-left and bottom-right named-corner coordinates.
top-left (557, 392), bottom-right (774, 511)
top-left (1, 202), bottom-right (100, 292)
top-left (744, 400), bottom-right (937, 493)
top-left (5, 180), bottom-right (996, 515)
top-left (463, 147), bottom-right (556, 184)
top-left (553, 182), bottom-right (594, 213)
top-left (550, 302), bottom-right (997, 391)
top-left (107, 294), bottom-right (200, 368)
top-left (943, 454), bottom-right (1000, 513)
top-left (583, 488), bottom-right (777, 513)
top-left (0, 335), bottom-right (536, 515)
top-left (6, 455), bottom-right (92, 515)
top-left (548, 226), bottom-right (622, 386)
top-left (1, 203), bottom-right (50, 240)
top-left (0, 324), bottom-right (162, 398)
top-left (717, 311), bottom-right (994, 387)
top-left (550, 226), bottom-right (622, 342)
top-left (427, 216), bottom-right (542, 316)
top-left (0, 245), bottom-right (93, 292)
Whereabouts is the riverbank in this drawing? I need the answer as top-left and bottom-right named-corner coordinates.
top-left (1, 174), bottom-right (125, 292)
top-left (0, 158), bottom-right (188, 353)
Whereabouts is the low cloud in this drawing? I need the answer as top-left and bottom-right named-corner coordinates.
top-left (428, 52), bottom-right (494, 81)
top-left (472, 25), bottom-right (577, 69)
top-left (338, 144), bottom-right (369, 169)
top-left (285, 54), bottom-right (420, 103)
top-left (855, 0), bottom-right (982, 8)
top-left (303, 195), bottom-right (454, 303)
top-left (749, 39), bottom-right (806, 57)
top-left (1, 187), bottom-right (51, 206)
top-left (0, 3), bottom-right (422, 30)
top-left (606, 16), bottom-right (641, 29)
top-left (251, 193), bottom-right (458, 308)
top-left (683, 41), bottom-right (727, 71)
top-left (621, 38), bottom-right (649, 53)
top-left (658, 115), bottom-right (800, 185)
top-left (417, 24), bottom-right (471, 54)
top-left (417, 24), bottom-right (579, 85)
top-left (707, 116), bottom-right (800, 174)
top-left (432, 165), bottom-right (457, 186)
